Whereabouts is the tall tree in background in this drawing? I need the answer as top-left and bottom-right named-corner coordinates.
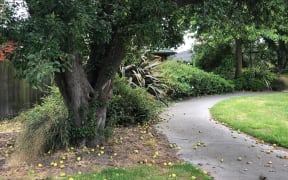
top-left (189, 0), bottom-right (288, 78)
top-left (255, 0), bottom-right (288, 72)
top-left (1, 0), bottom-right (187, 147)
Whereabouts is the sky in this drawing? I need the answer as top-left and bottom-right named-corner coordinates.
top-left (174, 33), bottom-right (195, 53)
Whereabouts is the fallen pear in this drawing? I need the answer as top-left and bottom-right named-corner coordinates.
top-left (59, 172), bottom-right (66, 177)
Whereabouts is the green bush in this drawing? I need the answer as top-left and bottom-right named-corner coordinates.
top-left (212, 56), bottom-right (235, 79)
top-left (107, 76), bottom-right (161, 126)
top-left (193, 43), bottom-right (234, 72)
top-left (16, 87), bottom-right (69, 161)
top-left (157, 61), bottom-right (234, 99)
top-left (234, 68), bottom-right (277, 91)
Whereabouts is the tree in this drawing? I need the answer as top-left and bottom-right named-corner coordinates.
top-left (189, 0), bottom-right (288, 78)
top-left (256, 0), bottom-right (288, 72)
top-left (1, 0), bottom-right (187, 147)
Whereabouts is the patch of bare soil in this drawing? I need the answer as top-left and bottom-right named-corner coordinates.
top-left (0, 121), bottom-right (182, 179)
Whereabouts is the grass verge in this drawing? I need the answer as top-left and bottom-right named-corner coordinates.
top-left (67, 163), bottom-right (212, 180)
top-left (210, 93), bottom-right (288, 148)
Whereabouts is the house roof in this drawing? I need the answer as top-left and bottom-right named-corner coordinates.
top-left (0, 41), bottom-right (15, 61)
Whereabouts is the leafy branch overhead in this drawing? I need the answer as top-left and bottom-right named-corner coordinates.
top-left (2, 0), bottom-right (188, 146)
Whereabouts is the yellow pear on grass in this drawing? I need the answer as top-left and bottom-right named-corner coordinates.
top-left (59, 172), bottom-right (66, 177)
top-left (38, 163), bottom-right (43, 168)
top-left (77, 157), bottom-right (81, 161)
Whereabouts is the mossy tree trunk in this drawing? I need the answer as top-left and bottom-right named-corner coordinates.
top-left (55, 37), bottom-right (125, 147)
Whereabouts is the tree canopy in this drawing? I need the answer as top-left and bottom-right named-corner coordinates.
top-left (1, 0), bottom-right (188, 146)
top-left (189, 0), bottom-right (288, 76)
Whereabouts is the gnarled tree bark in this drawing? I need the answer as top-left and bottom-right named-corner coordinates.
top-left (55, 36), bottom-right (125, 147)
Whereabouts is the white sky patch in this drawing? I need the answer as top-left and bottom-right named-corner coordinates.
top-left (4, 0), bottom-right (28, 19)
top-left (173, 32), bottom-right (195, 53)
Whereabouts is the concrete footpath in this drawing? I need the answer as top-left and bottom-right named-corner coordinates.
top-left (157, 92), bottom-right (288, 180)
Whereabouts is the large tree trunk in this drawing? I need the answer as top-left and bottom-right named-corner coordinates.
top-left (55, 55), bottom-right (95, 147)
top-left (55, 36), bottom-right (126, 147)
top-left (86, 37), bottom-right (126, 146)
top-left (235, 38), bottom-right (243, 78)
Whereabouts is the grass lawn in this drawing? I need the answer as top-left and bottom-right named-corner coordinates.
top-left (210, 93), bottom-right (288, 148)
top-left (68, 163), bottom-right (212, 180)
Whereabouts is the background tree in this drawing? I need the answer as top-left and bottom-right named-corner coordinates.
top-left (2, 0), bottom-right (187, 147)
top-left (189, 0), bottom-right (288, 78)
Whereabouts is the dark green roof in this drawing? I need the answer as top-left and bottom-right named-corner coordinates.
top-left (153, 49), bottom-right (176, 56)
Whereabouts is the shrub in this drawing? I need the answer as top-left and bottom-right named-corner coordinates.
top-left (157, 61), bottom-right (234, 99)
top-left (119, 57), bottom-right (166, 100)
top-left (107, 76), bottom-right (161, 126)
top-left (193, 43), bottom-right (234, 72)
top-left (212, 56), bottom-right (235, 79)
top-left (16, 87), bottom-right (69, 161)
top-left (15, 77), bottom-right (161, 160)
top-left (234, 68), bottom-right (277, 91)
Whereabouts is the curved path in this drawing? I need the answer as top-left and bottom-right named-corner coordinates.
top-left (157, 92), bottom-right (288, 180)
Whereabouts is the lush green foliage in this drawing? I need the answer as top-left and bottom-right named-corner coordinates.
top-left (211, 93), bottom-right (288, 147)
top-left (193, 43), bottom-right (235, 79)
top-left (3, 0), bottom-right (188, 144)
top-left (16, 87), bottom-right (69, 160)
top-left (15, 77), bottom-right (161, 158)
top-left (108, 76), bottom-right (161, 126)
top-left (234, 68), bottom-right (277, 91)
top-left (5, 0), bottom-right (184, 87)
top-left (70, 163), bottom-right (213, 180)
top-left (188, 0), bottom-right (288, 77)
top-left (193, 43), bottom-right (233, 71)
top-left (157, 61), bottom-right (234, 99)
top-left (190, 0), bottom-right (288, 45)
